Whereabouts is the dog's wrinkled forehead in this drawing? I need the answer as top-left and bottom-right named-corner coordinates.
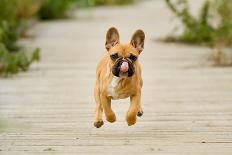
top-left (109, 44), bottom-right (139, 58)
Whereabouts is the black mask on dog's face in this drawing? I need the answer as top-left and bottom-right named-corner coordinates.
top-left (111, 53), bottom-right (137, 77)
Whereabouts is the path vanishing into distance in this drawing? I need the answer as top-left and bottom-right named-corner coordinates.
top-left (1, 0), bottom-right (232, 154)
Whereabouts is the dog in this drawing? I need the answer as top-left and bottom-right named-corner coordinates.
top-left (94, 27), bottom-right (145, 128)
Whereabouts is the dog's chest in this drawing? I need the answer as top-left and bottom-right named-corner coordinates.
top-left (107, 77), bottom-right (129, 100)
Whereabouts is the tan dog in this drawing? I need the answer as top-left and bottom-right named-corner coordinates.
top-left (94, 27), bottom-right (145, 128)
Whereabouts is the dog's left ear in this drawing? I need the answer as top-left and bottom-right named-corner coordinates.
top-left (130, 29), bottom-right (145, 53)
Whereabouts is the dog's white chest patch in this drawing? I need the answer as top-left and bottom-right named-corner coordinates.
top-left (107, 77), bottom-right (122, 100)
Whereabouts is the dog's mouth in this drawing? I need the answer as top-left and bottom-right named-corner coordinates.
top-left (112, 59), bottom-right (134, 77)
top-left (119, 72), bottom-right (128, 78)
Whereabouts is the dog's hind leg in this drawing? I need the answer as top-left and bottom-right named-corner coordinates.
top-left (94, 85), bottom-right (104, 128)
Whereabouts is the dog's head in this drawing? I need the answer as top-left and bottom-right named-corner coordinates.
top-left (105, 27), bottom-right (145, 78)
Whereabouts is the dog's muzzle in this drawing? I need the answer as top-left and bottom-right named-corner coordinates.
top-left (112, 59), bottom-right (134, 77)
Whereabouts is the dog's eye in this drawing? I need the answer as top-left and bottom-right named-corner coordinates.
top-left (110, 53), bottom-right (118, 60)
top-left (129, 54), bottom-right (137, 62)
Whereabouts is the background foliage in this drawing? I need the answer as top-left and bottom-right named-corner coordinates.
top-left (0, 0), bottom-right (134, 76)
top-left (74, 0), bottom-right (134, 7)
top-left (165, 0), bottom-right (232, 65)
top-left (38, 0), bottom-right (74, 20)
top-left (165, 0), bottom-right (232, 47)
top-left (90, 0), bottom-right (134, 6)
top-left (0, 0), bottom-right (42, 76)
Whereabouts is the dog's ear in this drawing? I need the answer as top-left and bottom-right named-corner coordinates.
top-left (105, 27), bottom-right (120, 51)
top-left (130, 29), bottom-right (145, 53)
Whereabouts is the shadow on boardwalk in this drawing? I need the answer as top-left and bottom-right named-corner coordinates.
top-left (0, 0), bottom-right (232, 154)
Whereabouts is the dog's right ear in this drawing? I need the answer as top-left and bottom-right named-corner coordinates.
top-left (105, 27), bottom-right (120, 51)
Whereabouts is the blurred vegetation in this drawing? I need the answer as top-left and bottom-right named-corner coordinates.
top-left (0, 0), bottom-right (75, 76)
top-left (75, 0), bottom-right (134, 7)
top-left (0, 0), bottom-right (41, 76)
top-left (165, 0), bottom-right (232, 46)
top-left (38, 0), bottom-right (135, 20)
top-left (165, 0), bottom-right (232, 65)
top-left (0, 0), bottom-right (134, 76)
top-left (0, 43), bottom-right (40, 75)
top-left (38, 0), bottom-right (74, 20)
top-left (90, 0), bottom-right (134, 6)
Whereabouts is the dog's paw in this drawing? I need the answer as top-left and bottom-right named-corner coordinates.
top-left (106, 112), bottom-right (116, 123)
top-left (94, 121), bottom-right (104, 128)
top-left (137, 109), bottom-right (143, 117)
top-left (126, 115), bottom-right (136, 126)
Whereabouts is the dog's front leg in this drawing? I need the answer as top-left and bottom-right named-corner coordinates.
top-left (94, 85), bottom-right (104, 128)
top-left (126, 94), bottom-right (140, 126)
top-left (101, 95), bottom-right (116, 123)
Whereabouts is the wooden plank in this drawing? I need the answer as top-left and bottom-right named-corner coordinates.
top-left (1, 0), bottom-right (232, 154)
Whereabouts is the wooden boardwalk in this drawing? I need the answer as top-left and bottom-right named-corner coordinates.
top-left (1, 1), bottom-right (232, 154)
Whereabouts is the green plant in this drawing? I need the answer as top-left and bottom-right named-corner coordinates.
top-left (165, 0), bottom-right (232, 65)
top-left (0, 0), bottom-right (41, 76)
top-left (0, 44), bottom-right (40, 76)
top-left (0, 21), bottom-right (19, 51)
top-left (211, 0), bottom-right (232, 47)
top-left (0, 22), bottom-right (40, 76)
top-left (93, 0), bottom-right (134, 5)
top-left (38, 0), bottom-right (74, 20)
top-left (165, 0), bottom-right (232, 46)
top-left (165, 0), bottom-right (215, 45)
top-left (17, 0), bottom-right (42, 20)
top-left (0, 0), bottom-right (19, 25)
top-left (74, 0), bottom-right (134, 7)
